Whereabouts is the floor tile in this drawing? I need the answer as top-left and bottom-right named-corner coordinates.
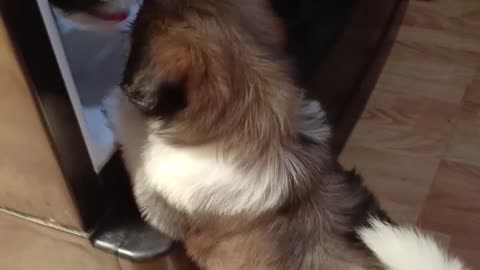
top-left (418, 160), bottom-right (480, 268)
top-left (446, 102), bottom-right (480, 166)
top-left (346, 91), bottom-right (459, 158)
top-left (341, 145), bottom-right (439, 223)
top-left (0, 212), bottom-right (119, 270)
top-left (463, 71), bottom-right (480, 104)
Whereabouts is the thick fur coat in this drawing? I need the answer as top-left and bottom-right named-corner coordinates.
top-left (105, 0), bottom-right (471, 269)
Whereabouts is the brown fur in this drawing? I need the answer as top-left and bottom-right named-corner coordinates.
top-left (120, 0), bottom-right (389, 269)
top-left (122, 0), bottom-right (295, 153)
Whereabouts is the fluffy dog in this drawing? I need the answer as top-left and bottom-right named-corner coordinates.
top-left (105, 0), bottom-right (470, 269)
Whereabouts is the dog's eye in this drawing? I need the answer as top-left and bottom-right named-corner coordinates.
top-left (123, 89), bottom-right (155, 111)
top-left (121, 80), bottom-right (187, 117)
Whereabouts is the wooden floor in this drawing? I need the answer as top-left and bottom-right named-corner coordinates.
top-left (340, 0), bottom-right (480, 268)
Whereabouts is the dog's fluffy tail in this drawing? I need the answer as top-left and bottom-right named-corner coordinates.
top-left (358, 218), bottom-right (470, 270)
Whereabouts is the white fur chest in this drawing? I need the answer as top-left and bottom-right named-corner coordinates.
top-left (105, 89), bottom-right (287, 216)
top-left (141, 137), bottom-right (287, 215)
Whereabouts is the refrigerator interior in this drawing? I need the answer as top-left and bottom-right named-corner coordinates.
top-left (36, 0), bottom-right (141, 172)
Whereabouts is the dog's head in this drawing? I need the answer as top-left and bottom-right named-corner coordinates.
top-left (121, 0), bottom-right (296, 146)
